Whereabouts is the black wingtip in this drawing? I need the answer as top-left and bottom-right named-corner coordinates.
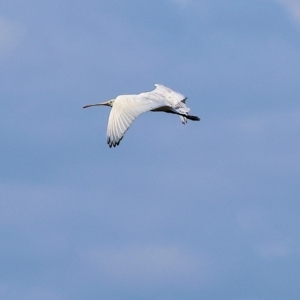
top-left (107, 136), bottom-right (123, 148)
top-left (187, 115), bottom-right (200, 121)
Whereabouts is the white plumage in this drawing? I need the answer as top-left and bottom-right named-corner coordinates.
top-left (83, 84), bottom-right (200, 147)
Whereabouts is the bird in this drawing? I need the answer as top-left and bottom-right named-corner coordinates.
top-left (83, 84), bottom-right (200, 147)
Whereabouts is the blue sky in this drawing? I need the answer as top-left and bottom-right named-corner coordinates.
top-left (1, 0), bottom-right (300, 299)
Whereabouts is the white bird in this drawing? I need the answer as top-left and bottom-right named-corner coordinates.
top-left (83, 84), bottom-right (200, 147)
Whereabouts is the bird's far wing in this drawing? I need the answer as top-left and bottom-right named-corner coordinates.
top-left (175, 101), bottom-right (190, 124)
top-left (152, 84), bottom-right (191, 124)
top-left (152, 84), bottom-right (187, 105)
top-left (106, 95), bottom-right (167, 147)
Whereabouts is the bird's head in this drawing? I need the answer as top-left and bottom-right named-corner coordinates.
top-left (83, 99), bottom-right (114, 109)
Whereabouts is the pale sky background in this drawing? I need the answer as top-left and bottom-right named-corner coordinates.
top-left (1, 1), bottom-right (300, 299)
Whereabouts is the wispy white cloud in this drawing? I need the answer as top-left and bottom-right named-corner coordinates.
top-left (0, 283), bottom-right (65, 300)
top-left (277, 0), bottom-right (300, 28)
top-left (80, 245), bottom-right (216, 288)
top-left (170, 0), bottom-right (190, 5)
top-left (0, 16), bottom-right (24, 57)
top-left (255, 241), bottom-right (292, 259)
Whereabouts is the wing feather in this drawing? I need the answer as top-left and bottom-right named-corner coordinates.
top-left (107, 95), bottom-right (169, 147)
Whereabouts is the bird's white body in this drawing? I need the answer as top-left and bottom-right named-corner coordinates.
top-left (83, 84), bottom-right (200, 147)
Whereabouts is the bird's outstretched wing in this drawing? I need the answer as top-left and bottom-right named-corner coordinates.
top-left (106, 95), bottom-right (169, 147)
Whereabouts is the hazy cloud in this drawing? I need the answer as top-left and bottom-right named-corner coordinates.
top-left (81, 245), bottom-right (214, 288)
top-left (170, 0), bottom-right (190, 5)
top-left (255, 241), bottom-right (292, 259)
top-left (0, 16), bottom-right (23, 57)
top-left (277, 0), bottom-right (300, 27)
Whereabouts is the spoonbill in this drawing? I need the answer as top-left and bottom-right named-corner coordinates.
top-left (83, 84), bottom-right (200, 147)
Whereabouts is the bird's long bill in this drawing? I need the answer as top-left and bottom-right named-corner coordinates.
top-left (83, 101), bottom-right (110, 109)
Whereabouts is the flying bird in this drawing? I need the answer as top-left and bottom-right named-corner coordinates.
top-left (83, 84), bottom-right (200, 147)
